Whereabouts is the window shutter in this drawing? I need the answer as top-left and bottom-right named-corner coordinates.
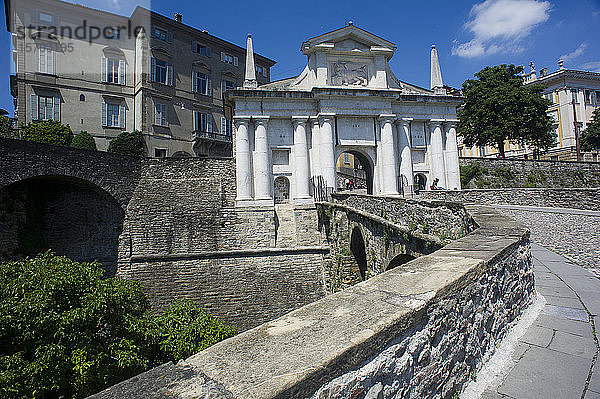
top-left (192, 71), bottom-right (197, 92)
top-left (39, 47), bottom-right (45, 73)
top-left (119, 60), bottom-right (125, 85)
top-left (53, 95), bottom-right (60, 121)
top-left (101, 57), bottom-right (107, 82)
top-left (207, 114), bottom-right (212, 132)
top-left (192, 40), bottom-right (197, 53)
top-left (233, 56), bottom-right (238, 67)
top-left (208, 78), bottom-right (212, 96)
top-left (53, 14), bottom-right (60, 26)
top-left (193, 111), bottom-right (198, 131)
top-left (150, 26), bottom-right (156, 38)
top-left (30, 93), bottom-right (38, 121)
top-left (167, 31), bottom-right (173, 43)
top-left (119, 103), bottom-right (125, 128)
top-left (48, 47), bottom-right (54, 74)
top-left (167, 63), bottom-right (173, 86)
top-left (101, 102), bottom-right (107, 126)
top-left (163, 105), bottom-right (168, 126)
top-left (221, 117), bottom-right (226, 134)
top-left (220, 52), bottom-right (225, 62)
top-left (206, 47), bottom-right (212, 57)
top-left (31, 9), bottom-right (38, 23)
top-left (150, 57), bottom-right (155, 81)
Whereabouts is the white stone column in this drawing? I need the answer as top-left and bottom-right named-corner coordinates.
top-left (444, 121), bottom-right (461, 190)
top-left (379, 114), bottom-right (398, 195)
top-left (319, 113), bottom-right (336, 193)
top-left (234, 117), bottom-right (252, 206)
top-left (428, 119), bottom-right (447, 189)
top-left (292, 116), bottom-right (311, 204)
top-left (253, 116), bottom-right (272, 205)
top-left (309, 117), bottom-right (320, 177)
top-left (397, 118), bottom-right (414, 195)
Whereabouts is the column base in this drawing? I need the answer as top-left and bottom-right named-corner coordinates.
top-left (254, 197), bottom-right (274, 207)
top-left (235, 198), bottom-right (255, 208)
top-left (294, 196), bottom-right (314, 206)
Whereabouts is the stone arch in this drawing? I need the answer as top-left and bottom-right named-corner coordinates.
top-left (414, 173), bottom-right (427, 192)
top-left (0, 175), bottom-right (125, 276)
top-left (387, 253), bottom-right (416, 271)
top-left (350, 226), bottom-right (368, 280)
top-left (274, 176), bottom-right (290, 204)
top-left (171, 151), bottom-right (192, 158)
top-left (335, 147), bottom-right (375, 195)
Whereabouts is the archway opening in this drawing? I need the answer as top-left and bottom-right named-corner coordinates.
top-left (350, 227), bottom-right (368, 280)
top-left (336, 151), bottom-right (373, 194)
top-left (414, 173), bottom-right (427, 193)
top-left (387, 253), bottom-right (416, 271)
top-left (0, 176), bottom-right (125, 276)
top-left (274, 176), bottom-right (290, 204)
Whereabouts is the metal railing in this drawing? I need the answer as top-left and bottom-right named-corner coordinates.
top-left (194, 131), bottom-right (232, 143)
top-left (310, 175), bottom-right (332, 202)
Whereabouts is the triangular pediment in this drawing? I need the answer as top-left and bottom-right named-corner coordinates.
top-left (302, 25), bottom-right (396, 53)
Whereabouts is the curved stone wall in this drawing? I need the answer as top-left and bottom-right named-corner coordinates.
top-left (90, 201), bottom-right (534, 399)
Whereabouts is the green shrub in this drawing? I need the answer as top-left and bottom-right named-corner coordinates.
top-left (0, 116), bottom-right (16, 138)
top-left (0, 252), bottom-right (235, 398)
top-left (20, 120), bottom-right (72, 146)
top-left (71, 131), bottom-right (97, 150)
top-left (492, 165), bottom-right (514, 181)
top-left (460, 162), bottom-right (488, 187)
top-left (107, 131), bottom-right (145, 157)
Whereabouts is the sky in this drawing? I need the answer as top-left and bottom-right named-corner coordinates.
top-left (1, 0), bottom-right (600, 115)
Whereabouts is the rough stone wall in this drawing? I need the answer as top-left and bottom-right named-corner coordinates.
top-left (311, 241), bottom-right (533, 399)
top-left (418, 188), bottom-right (600, 211)
top-left (459, 157), bottom-right (600, 188)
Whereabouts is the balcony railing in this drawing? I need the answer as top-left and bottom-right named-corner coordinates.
top-left (194, 131), bottom-right (232, 143)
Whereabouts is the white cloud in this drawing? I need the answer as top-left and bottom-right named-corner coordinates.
top-left (452, 0), bottom-right (552, 58)
top-left (560, 43), bottom-right (587, 61)
top-left (579, 61), bottom-right (600, 73)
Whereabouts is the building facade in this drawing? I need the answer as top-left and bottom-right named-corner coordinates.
top-left (229, 24), bottom-right (463, 207)
top-left (6, 0), bottom-right (275, 157)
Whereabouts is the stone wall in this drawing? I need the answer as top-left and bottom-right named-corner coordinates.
top-left (459, 157), bottom-right (600, 188)
top-left (90, 203), bottom-right (534, 399)
top-left (418, 188), bottom-right (600, 211)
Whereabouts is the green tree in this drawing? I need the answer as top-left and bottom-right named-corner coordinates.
top-left (0, 116), bottom-right (16, 138)
top-left (581, 108), bottom-right (600, 152)
top-left (107, 131), bottom-right (145, 157)
top-left (458, 64), bottom-right (555, 157)
top-left (20, 120), bottom-right (72, 146)
top-left (0, 252), bottom-right (235, 398)
top-left (71, 131), bottom-right (97, 150)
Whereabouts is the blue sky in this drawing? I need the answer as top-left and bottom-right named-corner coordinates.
top-left (1, 0), bottom-right (599, 115)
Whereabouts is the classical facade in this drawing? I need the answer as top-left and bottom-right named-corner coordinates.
top-left (228, 24), bottom-right (463, 207)
top-left (6, 0), bottom-right (275, 157)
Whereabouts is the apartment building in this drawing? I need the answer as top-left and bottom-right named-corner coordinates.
top-left (5, 0), bottom-right (275, 157)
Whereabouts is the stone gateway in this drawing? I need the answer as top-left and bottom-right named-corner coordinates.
top-left (229, 23), bottom-right (463, 207)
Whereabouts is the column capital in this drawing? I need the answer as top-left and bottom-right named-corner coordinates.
top-left (444, 119), bottom-right (459, 129)
top-left (292, 116), bottom-right (309, 126)
top-left (396, 117), bottom-right (413, 126)
top-left (233, 116), bottom-right (250, 126)
top-left (378, 114), bottom-right (396, 123)
top-left (317, 113), bottom-right (335, 122)
top-left (252, 116), bottom-right (270, 125)
top-left (427, 118), bottom-right (444, 128)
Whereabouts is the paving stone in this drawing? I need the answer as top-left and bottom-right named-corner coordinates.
top-left (519, 325), bottom-right (553, 347)
top-left (535, 277), bottom-right (567, 288)
top-left (548, 331), bottom-right (596, 359)
top-left (480, 389), bottom-right (510, 399)
top-left (512, 342), bottom-right (531, 361)
top-left (498, 346), bottom-right (590, 399)
top-left (587, 358), bottom-right (600, 393)
top-left (585, 389), bottom-right (600, 399)
top-left (536, 284), bottom-right (578, 299)
top-left (543, 294), bottom-right (585, 310)
top-left (535, 314), bottom-right (593, 338)
top-left (542, 304), bottom-right (589, 322)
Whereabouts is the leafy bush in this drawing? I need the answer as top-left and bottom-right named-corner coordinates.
top-left (460, 162), bottom-right (488, 187)
top-left (107, 131), bottom-right (145, 157)
top-left (71, 131), bottom-right (97, 150)
top-left (492, 166), bottom-right (514, 181)
top-left (0, 252), bottom-right (235, 398)
top-left (21, 120), bottom-right (72, 146)
top-left (0, 116), bottom-right (16, 138)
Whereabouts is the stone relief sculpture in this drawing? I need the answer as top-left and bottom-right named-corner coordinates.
top-left (331, 62), bottom-right (368, 86)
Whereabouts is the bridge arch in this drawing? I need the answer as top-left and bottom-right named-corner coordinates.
top-left (335, 147), bottom-right (375, 195)
top-left (350, 226), bottom-right (368, 280)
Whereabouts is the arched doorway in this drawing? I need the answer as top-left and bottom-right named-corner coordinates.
top-left (0, 176), bottom-right (124, 276)
top-left (274, 176), bottom-right (290, 204)
top-left (414, 173), bottom-right (427, 192)
top-left (336, 150), bottom-right (374, 194)
top-left (350, 227), bottom-right (368, 280)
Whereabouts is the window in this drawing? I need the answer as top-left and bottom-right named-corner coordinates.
top-left (193, 111), bottom-right (212, 132)
top-left (38, 12), bottom-right (53, 24)
top-left (221, 117), bottom-right (232, 136)
top-left (255, 65), bottom-right (267, 77)
top-left (220, 52), bottom-right (238, 66)
top-left (151, 58), bottom-right (173, 86)
top-left (38, 45), bottom-right (54, 74)
top-left (154, 102), bottom-right (167, 126)
top-left (102, 58), bottom-right (125, 84)
top-left (154, 148), bottom-right (167, 158)
top-left (80, 94), bottom-right (85, 101)
top-left (101, 101), bottom-right (125, 128)
top-left (193, 71), bottom-right (211, 95)
top-left (571, 89), bottom-right (579, 104)
top-left (30, 93), bottom-right (60, 121)
top-left (151, 26), bottom-right (172, 42)
top-left (585, 90), bottom-right (592, 105)
top-left (221, 79), bottom-right (236, 94)
top-left (192, 41), bottom-right (211, 56)
top-left (344, 153), bottom-right (350, 164)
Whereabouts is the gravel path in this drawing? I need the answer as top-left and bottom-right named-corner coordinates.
top-left (495, 206), bottom-right (600, 278)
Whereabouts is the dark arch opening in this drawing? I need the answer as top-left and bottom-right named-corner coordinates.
top-left (336, 150), bottom-right (374, 195)
top-left (414, 173), bottom-right (427, 193)
top-left (350, 227), bottom-right (368, 280)
top-left (387, 253), bottom-right (416, 271)
top-left (274, 176), bottom-right (290, 204)
top-left (0, 175), bottom-right (125, 276)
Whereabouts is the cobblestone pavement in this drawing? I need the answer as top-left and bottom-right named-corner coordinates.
top-left (494, 206), bottom-right (600, 278)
